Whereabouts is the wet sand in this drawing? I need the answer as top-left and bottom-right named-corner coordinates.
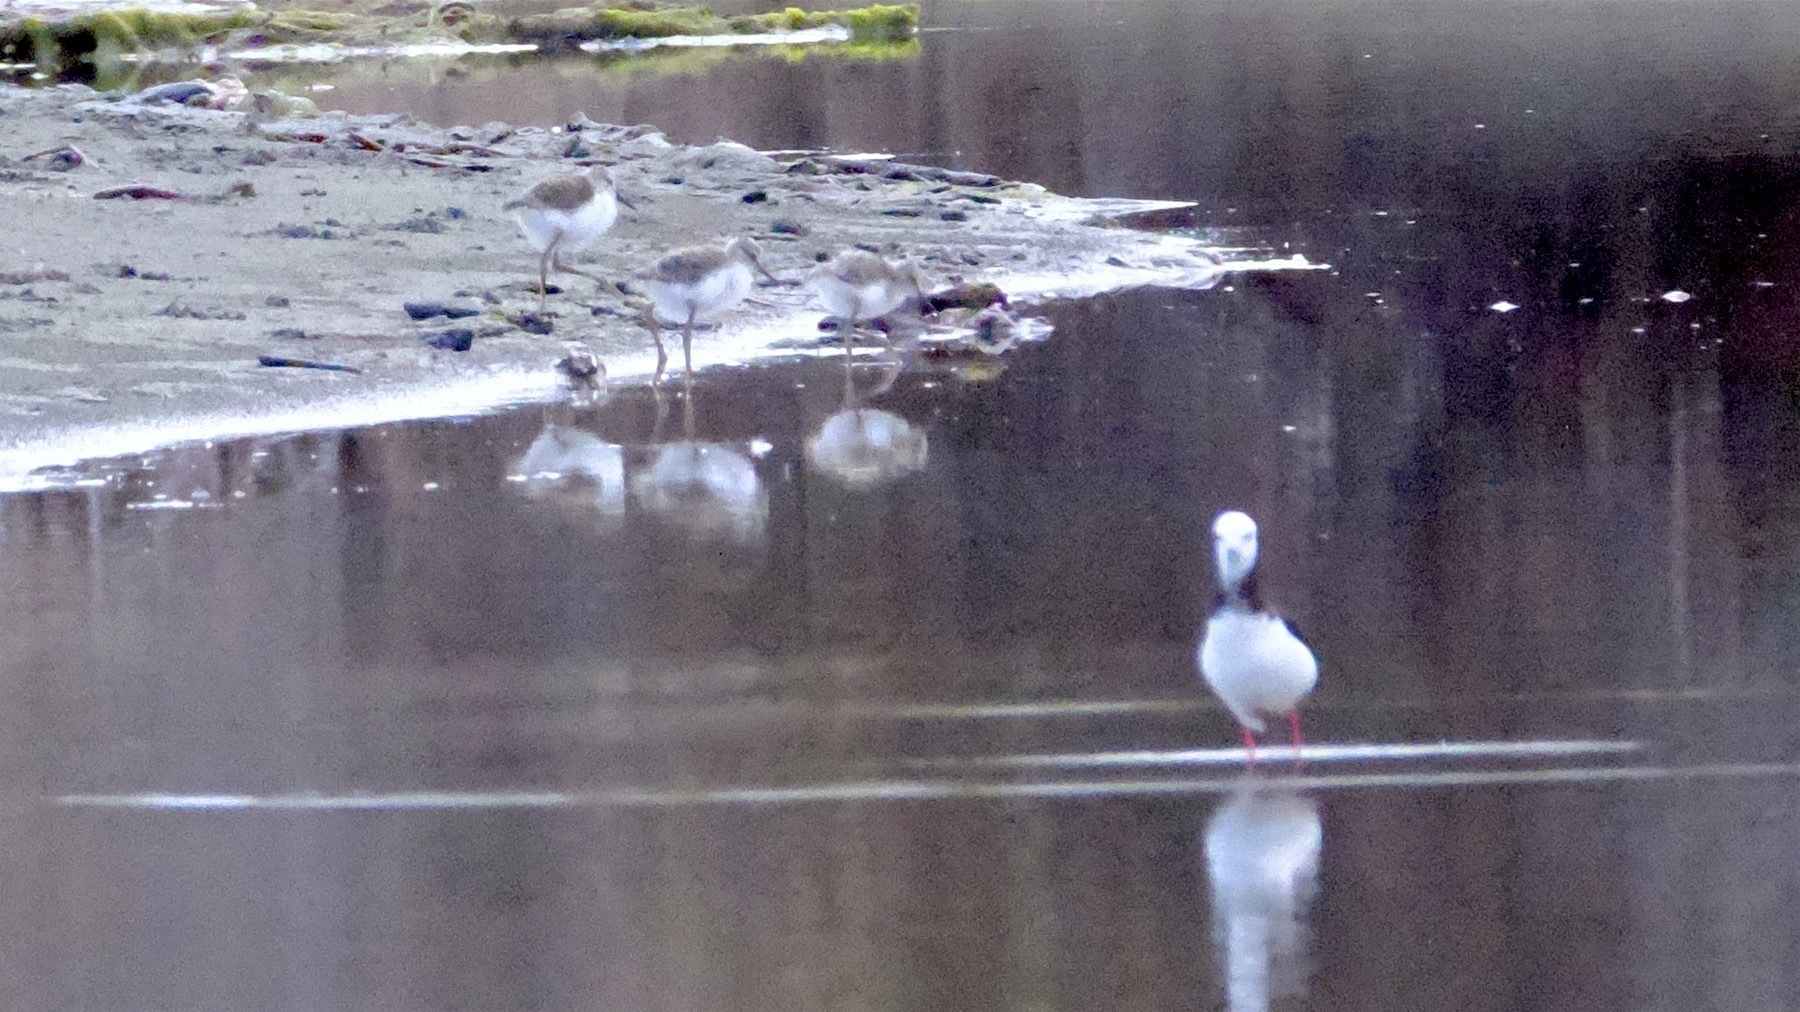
top-left (0, 82), bottom-right (1242, 484)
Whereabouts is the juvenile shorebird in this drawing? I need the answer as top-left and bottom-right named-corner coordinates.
top-left (505, 165), bottom-right (622, 311)
top-left (636, 236), bottom-right (778, 381)
top-left (805, 250), bottom-right (926, 353)
top-left (1198, 510), bottom-right (1319, 760)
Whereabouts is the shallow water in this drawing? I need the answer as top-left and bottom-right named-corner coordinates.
top-left (11, 0), bottom-right (1800, 1008)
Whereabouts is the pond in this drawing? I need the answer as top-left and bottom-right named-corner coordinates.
top-left (7, 0), bottom-right (1800, 1008)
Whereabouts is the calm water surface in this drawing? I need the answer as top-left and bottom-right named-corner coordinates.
top-left (9, 1), bottom-right (1800, 1008)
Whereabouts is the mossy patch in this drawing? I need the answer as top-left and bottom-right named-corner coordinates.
top-left (0, 0), bottom-right (918, 75)
top-left (508, 2), bottom-right (918, 47)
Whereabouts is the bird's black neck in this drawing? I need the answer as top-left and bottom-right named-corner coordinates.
top-left (1215, 567), bottom-right (1265, 612)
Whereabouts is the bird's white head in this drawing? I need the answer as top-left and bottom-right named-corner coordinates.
top-left (1212, 509), bottom-right (1260, 592)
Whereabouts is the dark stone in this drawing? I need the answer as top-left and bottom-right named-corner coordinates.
top-left (513, 312), bottom-right (555, 335)
top-left (404, 300), bottom-right (477, 320)
top-left (390, 216), bottom-right (445, 234)
top-left (423, 328), bottom-right (475, 352)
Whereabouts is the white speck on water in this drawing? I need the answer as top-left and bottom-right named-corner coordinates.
top-left (1282, 424), bottom-right (1298, 433)
top-left (1490, 301), bottom-right (1520, 313)
top-left (422, 481), bottom-right (440, 491)
top-left (1579, 297), bottom-right (1594, 305)
top-left (1661, 290), bottom-right (1692, 303)
top-left (1754, 281), bottom-right (1775, 289)
top-left (1632, 327), bottom-right (1648, 334)
top-left (1474, 123), bottom-right (1486, 129)
top-left (749, 438), bottom-right (774, 458)
top-left (1375, 210), bottom-right (1389, 217)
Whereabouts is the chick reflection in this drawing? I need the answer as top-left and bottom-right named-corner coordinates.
top-left (508, 421), bottom-right (627, 519)
top-left (1203, 787), bottom-right (1322, 1012)
top-left (628, 381), bottom-right (768, 544)
top-left (803, 355), bottom-right (928, 487)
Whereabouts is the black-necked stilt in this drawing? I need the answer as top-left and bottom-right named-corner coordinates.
top-left (505, 166), bottom-right (622, 312)
top-left (805, 250), bottom-right (926, 351)
top-left (1198, 510), bottom-right (1318, 758)
top-left (636, 237), bottom-right (779, 381)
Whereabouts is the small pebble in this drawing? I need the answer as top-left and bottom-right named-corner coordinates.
top-left (423, 328), bottom-right (475, 351)
top-left (513, 312), bottom-right (554, 336)
top-left (404, 300), bottom-right (482, 321)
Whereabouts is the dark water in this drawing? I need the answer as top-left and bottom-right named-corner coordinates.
top-left (11, 1), bottom-right (1800, 1008)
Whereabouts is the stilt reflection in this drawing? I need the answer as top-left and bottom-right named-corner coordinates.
top-left (803, 355), bottom-right (928, 487)
top-left (1203, 786), bottom-right (1322, 1012)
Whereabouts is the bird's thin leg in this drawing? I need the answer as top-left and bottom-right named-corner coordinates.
top-left (537, 244), bottom-right (555, 312)
top-left (681, 373), bottom-right (696, 439)
top-left (681, 308), bottom-right (696, 384)
top-left (1287, 709), bottom-right (1304, 764)
top-left (844, 297), bottom-right (862, 360)
top-left (1242, 727), bottom-right (1259, 767)
top-left (840, 354), bottom-right (857, 409)
top-left (552, 254), bottom-right (603, 285)
top-left (642, 307), bottom-right (669, 384)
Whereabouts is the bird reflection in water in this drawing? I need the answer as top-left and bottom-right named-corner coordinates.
top-left (1203, 786), bottom-right (1322, 1012)
top-left (627, 377), bottom-right (768, 545)
top-left (507, 357), bottom-right (625, 519)
top-left (507, 356), bottom-right (767, 544)
top-left (803, 353), bottom-right (928, 487)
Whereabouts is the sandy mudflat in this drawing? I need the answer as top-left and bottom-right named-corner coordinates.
top-left (0, 81), bottom-right (1239, 483)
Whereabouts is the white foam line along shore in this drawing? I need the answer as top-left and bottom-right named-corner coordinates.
top-left (907, 738), bottom-right (1645, 770)
top-left (0, 238), bottom-right (1314, 494)
top-left (49, 758), bottom-right (1800, 812)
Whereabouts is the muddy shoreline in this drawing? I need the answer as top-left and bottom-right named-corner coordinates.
top-left (0, 81), bottom-right (1261, 486)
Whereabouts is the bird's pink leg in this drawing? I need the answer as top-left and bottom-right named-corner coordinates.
top-left (1287, 709), bottom-right (1304, 764)
top-left (1242, 726), bottom-right (1259, 767)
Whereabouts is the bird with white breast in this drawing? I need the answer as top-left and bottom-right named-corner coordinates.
top-left (805, 250), bottom-right (926, 352)
top-left (636, 236), bottom-right (779, 382)
top-left (1198, 509), bottom-right (1319, 760)
top-left (505, 165), bottom-right (623, 312)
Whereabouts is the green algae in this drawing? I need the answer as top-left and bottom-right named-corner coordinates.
top-left (0, 1), bottom-right (918, 76)
top-left (506, 2), bottom-right (917, 48)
